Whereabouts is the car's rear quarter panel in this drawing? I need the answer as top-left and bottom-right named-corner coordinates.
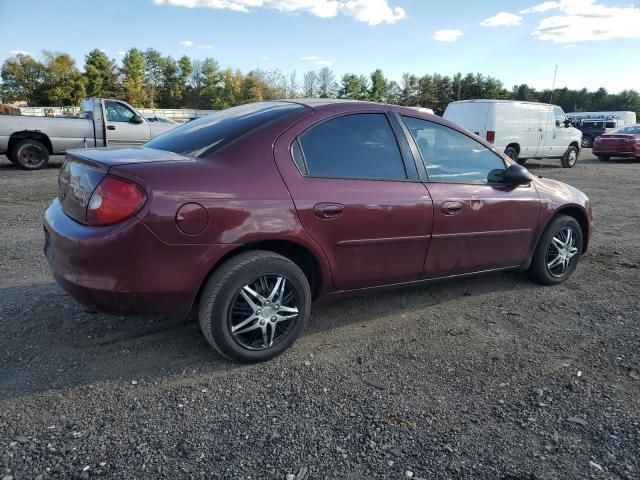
top-left (109, 108), bottom-right (332, 300)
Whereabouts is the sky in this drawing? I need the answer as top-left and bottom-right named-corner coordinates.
top-left (1, 0), bottom-right (639, 93)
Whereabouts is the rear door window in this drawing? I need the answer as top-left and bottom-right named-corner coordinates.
top-left (402, 116), bottom-right (506, 184)
top-left (298, 113), bottom-right (407, 180)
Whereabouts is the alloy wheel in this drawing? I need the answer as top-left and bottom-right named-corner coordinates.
top-left (546, 226), bottom-right (579, 277)
top-left (567, 149), bottom-right (578, 166)
top-left (228, 274), bottom-right (300, 350)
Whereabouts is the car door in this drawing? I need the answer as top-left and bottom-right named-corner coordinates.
top-left (399, 115), bottom-right (541, 278)
top-left (551, 106), bottom-right (572, 155)
top-left (274, 111), bottom-right (434, 291)
top-left (103, 100), bottom-right (151, 146)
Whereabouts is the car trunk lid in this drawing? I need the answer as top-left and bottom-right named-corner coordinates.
top-left (58, 147), bottom-right (191, 223)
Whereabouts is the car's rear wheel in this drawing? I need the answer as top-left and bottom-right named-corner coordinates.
top-left (11, 139), bottom-right (50, 170)
top-left (561, 146), bottom-right (578, 168)
top-left (528, 215), bottom-right (583, 285)
top-left (581, 136), bottom-right (593, 148)
top-left (597, 155), bottom-right (609, 161)
top-left (199, 250), bottom-right (311, 363)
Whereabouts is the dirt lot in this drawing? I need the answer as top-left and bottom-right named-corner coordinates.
top-left (0, 151), bottom-right (638, 480)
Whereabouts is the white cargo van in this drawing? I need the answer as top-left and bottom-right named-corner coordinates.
top-left (443, 100), bottom-right (583, 168)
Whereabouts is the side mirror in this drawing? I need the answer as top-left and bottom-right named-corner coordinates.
top-left (563, 119), bottom-right (571, 128)
top-left (488, 163), bottom-right (532, 185)
top-left (130, 114), bottom-right (144, 124)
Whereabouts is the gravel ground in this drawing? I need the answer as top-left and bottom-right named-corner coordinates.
top-left (0, 152), bottom-right (639, 480)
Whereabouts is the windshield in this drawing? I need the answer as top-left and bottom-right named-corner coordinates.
top-left (144, 102), bottom-right (305, 158)
top-left (616, 125), bottom-right (640, 134)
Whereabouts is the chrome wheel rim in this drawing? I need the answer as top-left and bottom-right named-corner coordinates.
top-left (581, 137), bottom-right (591, 148)
top-left (20, 145), bottom-right (45, 167)
top-left (546, 226), bottom-right (579, 277)
top-left (568, 149), bottom-right (577, 166)
top-left (228, 274), bottom-right (299, 350)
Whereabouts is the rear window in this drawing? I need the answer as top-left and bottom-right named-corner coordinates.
top-left (144, 102), bottom-right (305, 158)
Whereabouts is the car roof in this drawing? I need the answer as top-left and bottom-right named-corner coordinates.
top-left (278, 98), bottom-right (438, 118)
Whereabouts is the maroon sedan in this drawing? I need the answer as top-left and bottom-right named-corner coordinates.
top-left (44, 100), bottom-right (594, 362)
top-left (593, 124), bottom-right (640, 161)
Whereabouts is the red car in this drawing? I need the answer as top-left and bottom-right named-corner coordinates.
top-left (593, 124), bottom-right (640, 161)
top-left (44, 100), bottom-right (594, 362)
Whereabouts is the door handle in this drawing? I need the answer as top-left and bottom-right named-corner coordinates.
top-left (107, 125), bottom-right (116, 130)
top-left (441, 201), bottom-right (463, 215)
top-left (313, 203), bottom-right (344, 219)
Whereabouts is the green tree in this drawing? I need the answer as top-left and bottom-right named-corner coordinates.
top-left (200, 57), bottom-right (223, 108)
top-left (121, 48), bottom-right (148, 107)
top-left (0, 53), bottom-right (46, 105)
top-left (369, 69), bottom-right (388, 103)
top-left (84, 49), bottom-right (118, 98)
top-left (177, 55), bottom-right (193, 107)
top-left (42, 51), bottom-right (85, 105)
top-left (216, 68), bottom-right (244, 109)
top-left (158, 56), bottom-right (180, 108)
top-left (144, 48), bottom-right (164, 107)
top-left (400, 73), bottom-right (419, 105)
top-left (338, 73), bottom-right (369, 100)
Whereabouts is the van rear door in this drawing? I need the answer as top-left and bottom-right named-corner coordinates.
top-left (443, 102), bottom-right (490, 140)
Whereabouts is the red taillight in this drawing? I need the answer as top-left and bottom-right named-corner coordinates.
top-left (486, 130), bottom-right (495, 143)
top-left (86, 176), bottom-right (146, 226)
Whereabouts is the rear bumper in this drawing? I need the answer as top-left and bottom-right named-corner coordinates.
top-left (43, 199), bottom-right (235, 315)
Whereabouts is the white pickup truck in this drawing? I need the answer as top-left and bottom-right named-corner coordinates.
top-left (0, 98), bottom-right (177, 170)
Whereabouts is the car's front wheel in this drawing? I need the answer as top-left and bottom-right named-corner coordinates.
top-left (561, 146), bottom-right (579, 168)
top-left (528, 215), bottom-right (583, 285)
top-left (199, 251), bottom-right (311, 363)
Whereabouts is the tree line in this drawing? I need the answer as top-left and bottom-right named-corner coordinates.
top-left (1, 48), bottom-right (639, 117)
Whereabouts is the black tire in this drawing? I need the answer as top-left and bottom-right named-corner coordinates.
top-left (528, 215), bottom-right (583, 286)
top-left (11, 139), bottom-right (50, 170)
top-left (198, 250), bottom-right (311, 363)
top-left (597, 155), bottom-right (609, 162)
top-left (581, 136), bottom-right (593, 148)
top-left (504, 146), bottom-right (519, 162)
top-left (561, 146), bottom-right (579, 168)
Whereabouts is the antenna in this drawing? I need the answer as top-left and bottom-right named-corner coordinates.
top-left (540, 65), bottom-right (558, 159)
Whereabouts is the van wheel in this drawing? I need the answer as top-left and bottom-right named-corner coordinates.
top-left (504, 146), bottom-right (519, 162)
top-left (11, 139), bottom-right (50, 170)
top-left (528, 215), bottom-right (583, 285)
top-left (597, 155), bottom-right (609, 162)
top-left (199, 250), bottom-right (311, 363)
top-left (561, 146), bottom-right (578, 168)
